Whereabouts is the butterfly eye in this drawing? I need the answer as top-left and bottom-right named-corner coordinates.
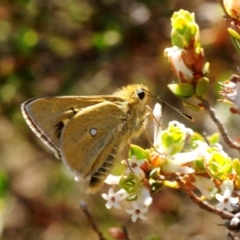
top-left (136, 89), bottom-right (145, 100)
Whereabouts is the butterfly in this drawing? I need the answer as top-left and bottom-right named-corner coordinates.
top-left (21, 84), bottom-right (152, 193)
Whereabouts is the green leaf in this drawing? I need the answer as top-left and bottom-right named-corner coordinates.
top-left (119, 174), bottom-right (140, 195)
top-left (0, 171), bottom-right (8, 198)
top-left (183, 22), bottom-right (198, 43)
top-left (129, 144), bottom-right (147, 160)
top-left (127, 194), bottom-right (137, 201)
top-left (233, 159), bottom-right (240, 175)
top-left (168, 83), bottom-right (194, 98)
top-left (228, 28), bottom-right (240, 41)
top-left (171, 31), bottom-right (185, 48)
top-left (172, 16), bottom-right (188, 34)
top-left (209, 152), bottom-right (232, 179)
top-left (148, 235), bottom-right (162, 240)
top-left (196, 77), bottom-right (209, 97)
top-left (207, 133), bottom-right (220, 145)
top-left (161, 132), bottom-right (173, 148)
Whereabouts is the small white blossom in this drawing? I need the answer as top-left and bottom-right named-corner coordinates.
top-left (173, 141), bottom-right (210, 164)
top-left (139, 186), bottom-right (152, 207)
top-left (164, 46), bottom-right (193, 82)
top-left (124, 156), bottom-right (146, 180)
top-left (125, 201), bottom-right (148, 222)
top-left (160, 140), bottom-right (213, 174)
top-left (153, 103), bottom-right (162, 147)
top-left (161, 157), bottom-right (195, 174)
top-left (215, 180), bottom-right (239, 212)
top-left (192, 175), bottom-right (215, 199)
top-left (212, 143), bottom-right (229, 157)
top-left (215, 189), bottom-right (239, 212)
top-left (102, 188), bottom-right (128, 209)
top-left (104, 174), bottom-right (121, 185)
top-left (220, 179), bottom-right (234, 193)
top-left (174, 149), bottom-right (203, 165)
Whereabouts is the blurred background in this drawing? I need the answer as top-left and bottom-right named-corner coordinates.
top-left (0, 0), bottom-right (239, 239)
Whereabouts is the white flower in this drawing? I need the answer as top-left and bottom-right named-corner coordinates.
top-left (215, 180), bottom-right (239, 212)
top-left (160, 140), bottom-right (213, 174)
top-left (161, 157), bottom-right (195, 174)
top-left (102, 188), bottom-right (128, 209)
top-left (212, 143), bottom-right (229, 157)
top-left (192, 175), bottom-right (215, 199)
top-left (139, 186), bottom-right (152, 207)
top-left (123, 182), bottom-right (152, 222)
top-left (161, 148), bottom-right (202, 174)
top-left (215, 189), bottom-right (239, 212)
top-left (173, 141), bottom-right (209, 163)
top-left (164, 46), bottom-right (193, 82)
top-left (125, 201), bottom-right (148, 222)
top-left (174, 149), bottom-right (203, 165)
top-left (220, 179), bottom-right (234, 193)
top-left (104, 174), bottom-right (121, 185)
top-left (153, 103), bottom-right (162, 147)
top-left (124, 156), bottom-right (146, 180)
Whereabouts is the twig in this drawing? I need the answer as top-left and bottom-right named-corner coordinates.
top-left (122, 226), bottom-right (130, 240)
top-left (175, 175), bottom-right (234, 220)
top-left (80, 200), bottom-right (106, 240)
top-left (198, 97), bottom-right (240, 150)
top-left (227, 230), bottom-right (240, 240)
top-left (187, 188), bottom-right (233, 220)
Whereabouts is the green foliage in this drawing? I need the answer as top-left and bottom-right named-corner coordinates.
top-left (195, 77), bottom-right (209, 97)
top-left (129, 144), bottom-right (148, 160)
top-left (171, 9), bottom-right (199, 49)
top-left (228, 28), bottom-right (240, 53)
top-left (0, 171), bottom-right (8, 198)
top-left (208, 152), bottom-right (233, 180)
top-left (168, 83), bottom-right (195, 98)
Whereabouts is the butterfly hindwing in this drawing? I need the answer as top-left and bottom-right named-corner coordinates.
top-left (60, 100), bottom-right (129, 185)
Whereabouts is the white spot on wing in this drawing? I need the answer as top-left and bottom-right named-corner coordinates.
top-left (89, 128), bottom-right (98, 137)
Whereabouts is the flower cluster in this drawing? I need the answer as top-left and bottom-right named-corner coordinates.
top-left (101, 102), bottom-right (240, 222)
top-left (102, 156), bottom-right (152, 222)
top-left (101, 9), bottom-right (240, 226)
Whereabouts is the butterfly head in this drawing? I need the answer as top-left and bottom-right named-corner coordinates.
top-left (113, 84), bottom-right (149, 107)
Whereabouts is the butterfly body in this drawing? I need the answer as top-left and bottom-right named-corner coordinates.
top-left (21, 84), bottom-right (150, 193)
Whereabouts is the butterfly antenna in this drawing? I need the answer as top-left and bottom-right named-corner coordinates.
top-left (147, 91), bottom-right (194, 122)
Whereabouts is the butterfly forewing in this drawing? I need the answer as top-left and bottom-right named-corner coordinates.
top-left (21, 96), bottom-right (125, 157)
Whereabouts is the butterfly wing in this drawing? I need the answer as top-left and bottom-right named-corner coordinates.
top-left (59, 101), bottom-right (129, 192)
top-left (22, 96), bottom-right (129, 192)
top-left (21, 96), bottom-right (123, 158)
